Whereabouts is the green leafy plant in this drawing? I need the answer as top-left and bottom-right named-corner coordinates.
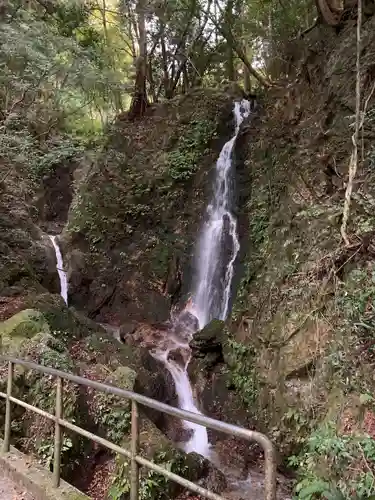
top-left (38, 436), bottom-right (74, 470)
top-left (225, 336), bottom-right (259, 408)
top-left (289, 422), bottom-right (375, 499)
top-left (93, 392), bottom-right (131, 445)
top-left (108, 451), bottom-right (188, 500)
top-left (167, 119), bottom-right (216, 181)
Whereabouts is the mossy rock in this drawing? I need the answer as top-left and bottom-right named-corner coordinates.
top-left (190, 319), bottom-right (225, 361)
top-left (20, 333), bottom-right (82, 473)
top-left (25, 293), bottom-right (102, 342)
top-left (0, 309), bottom-right (49, 354)
top-left (0, 325), bottom-right (82, 473)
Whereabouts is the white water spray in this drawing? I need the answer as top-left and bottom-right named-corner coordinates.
top-left (49, 235), bottom-right (68, 305)
top-left (193, 99), bottom-right (251, 328)
top-left (154, 347), bottom-right (209, 454)
top-left (156, 100), bottom-right (252, 457)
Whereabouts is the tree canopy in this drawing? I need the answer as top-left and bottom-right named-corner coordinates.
top-left (0, 0), bottom-right (324, 165)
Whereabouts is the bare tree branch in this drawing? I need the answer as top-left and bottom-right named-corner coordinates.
top-left (341, 0), bottom-right (362, 245)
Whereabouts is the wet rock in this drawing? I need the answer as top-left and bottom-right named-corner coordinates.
top-left (123, 321), bottom-right (172, 351)
top-left (187, 452), bottom-right (227, 493)
top-left (190, 319), bottom-right (225, 368)
top-left (118, 321), bottom-right (138, 342)
top-left (166, 423), bottom-right (194, 443)
top-left (168, 346), bottom-right (191, 368)
top-left (188, 362), bottom-right (253, 443)
top-left (173, 310), bottom-right (199, 342)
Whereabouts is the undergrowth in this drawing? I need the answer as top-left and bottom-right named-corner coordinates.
top-left (289, 422), bottom-right (375, 499)
top-left (225, 336), bottom-right (259, 408)
top-left (166, 118), bottom-right (216, 182)
top-left (108, 451), bottom-right (188, 500)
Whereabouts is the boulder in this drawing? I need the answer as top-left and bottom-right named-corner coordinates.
top-left (172, 310), bottom-right (199, 342)
top-left (0, 328), bottom-right (82, 475)
top-left (82, 330), bottom-right (178, 431)
top-left (121, 321), bottom-right (172, 351)
top-left (118, 321), bottom-right (138, 342)
top-left (167, 346), bottom-right (191, 368)
top-left (190, 319), bottom-right (225, 368)
top-left (0, 308), bottom-right (49, 354)
top-left (189, 452), bottom-right (228, 493)
top-left (25, 293), bottom-right (102, 341)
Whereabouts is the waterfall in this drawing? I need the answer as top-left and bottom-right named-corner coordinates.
top-left (49, 235), bottom-right (68, 305)
top-left (193, 99), bottom-right (251, 328)
top-left (154, 100), bottom-right (252, 458)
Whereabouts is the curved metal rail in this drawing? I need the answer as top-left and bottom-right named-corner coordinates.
top-left (0, 355), bottom-right (277, 500)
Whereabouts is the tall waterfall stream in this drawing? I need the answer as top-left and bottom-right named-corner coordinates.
top-left (152, 100), bottom-right (252, 457)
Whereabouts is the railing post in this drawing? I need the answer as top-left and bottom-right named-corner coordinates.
top-left (130, 400), bottom-right (139, 500)
top-left (3, 361), bottom-right (13, 453)
top-left (263, 441), bottom-right (277, 500)
top-left (53, 376), bottom-right (63, 488)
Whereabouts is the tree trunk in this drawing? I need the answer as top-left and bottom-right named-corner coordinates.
top-left (210, 0), bottom-right (270, 87)
top-left (129, 0), bottom-right (148, 118)
top-left (161, 31), bottom-right (172, 98)
top-left (100, 0), bottom-right (123, 112)
top-left (224, 0), bottom-right (235, 81)
top-left (243, 63), bottom-right (251, 93)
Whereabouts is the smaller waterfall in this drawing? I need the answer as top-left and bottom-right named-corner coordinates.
top-left (154, 347), bottom-right (209, 456)
top-left (49, 235), bottom-right (68, 305)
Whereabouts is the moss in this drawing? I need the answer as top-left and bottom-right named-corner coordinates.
top-left (0, 309), bottom-right (49, 354)
top-left (25, 293), bottom-right (100, 341)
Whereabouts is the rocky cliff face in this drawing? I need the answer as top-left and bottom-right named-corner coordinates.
top-left (223, 14), bottom-right (375, 493)
top-left (62, 88), bottom-right (247, 326)
top-left (0, 85), bottom-right (254, 498)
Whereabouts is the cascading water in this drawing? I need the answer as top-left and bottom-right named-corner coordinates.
top-left (153, 99), bottom-right (252, 457)
top-left (193, 99), bottom-right (251, 328)
top-left (49, 235), bottom-right (68, 305)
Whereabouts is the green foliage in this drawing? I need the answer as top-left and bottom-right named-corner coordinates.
top-left (225, 336), bottom-right (259, 408)
top-left (167, 119), bottom-right (216, 181)
top-left (338, 268), bottom-right (375, 327)
top-left (38, 436), bottom-right (75, 471)
top-left (93, 392), bottom-right (131, 445)
top-left (327, 267), bottom-right (375, 394)
top-left (0, 0), bottom-right (131, 182)
top-left (232, 189), bottom-right (271, 320)
top-left (270, 409), bottom-right (313, 456)
top-left (289, 422), bottom-right (375, 499)
top-left (108, 451), bottom-right (188, 500)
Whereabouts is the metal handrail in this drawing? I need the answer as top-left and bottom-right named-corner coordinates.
top-left (0, 355), bottom-right (277, 500)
